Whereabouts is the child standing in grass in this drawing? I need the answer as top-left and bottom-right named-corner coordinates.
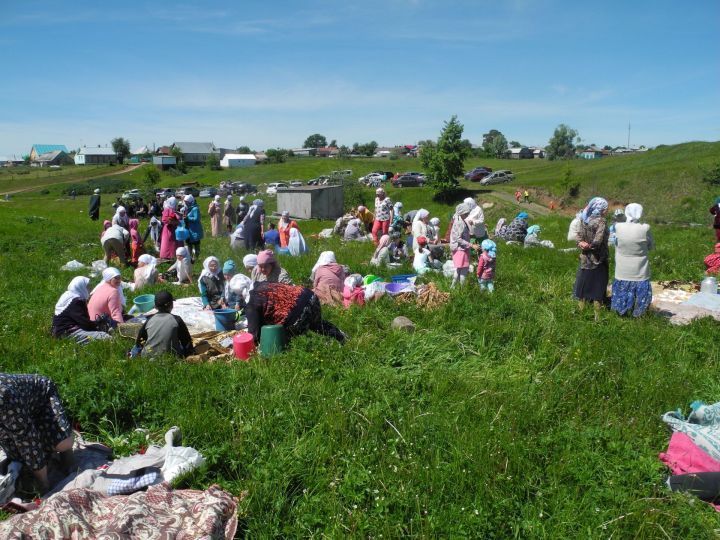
top-left (476, 239), bottom-right (497, 292)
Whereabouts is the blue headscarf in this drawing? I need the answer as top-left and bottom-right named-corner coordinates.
top-left (481, 239), bottom-right (497, 259)
top-left (580, 197), bottom-right (609, 224)
top-left (516, 212), bottom-right (529, 220)
top-left (526, 225), bottom-right (540, 236)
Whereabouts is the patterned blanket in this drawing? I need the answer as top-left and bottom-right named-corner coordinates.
top-left (0, 482), bottom-right (239, 539)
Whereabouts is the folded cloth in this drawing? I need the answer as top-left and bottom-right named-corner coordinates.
top-left (669, 472), bottom-right (720, 503)
top-left (106, 467), bottom-right (161, 496)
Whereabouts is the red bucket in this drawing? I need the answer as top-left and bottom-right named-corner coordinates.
top-left (233, 332), bottom-right (255, 361)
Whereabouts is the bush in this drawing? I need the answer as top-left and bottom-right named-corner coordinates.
top-left (62, 177), bottom-right (135, 196)
top-left (701, 161), bottom-right (720, 186)
top-left (342, 179), bottom-right (367, 210)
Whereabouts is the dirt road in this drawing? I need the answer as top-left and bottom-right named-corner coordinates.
top-left (1, 164), bottom-right (142, 196)
top-left (481, 189), bottom-right (551, 216)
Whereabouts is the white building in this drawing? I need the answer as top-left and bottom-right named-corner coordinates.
top-left (75, 147), bottom-right (118, 165)
top-left (220, 153), bottom-right (256, 168)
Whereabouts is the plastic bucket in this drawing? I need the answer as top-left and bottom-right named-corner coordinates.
top-left (391, 274), bottom-right (417, 283)
top-left (260, 324), bottom-right (286, 357)
top-left (213, 309), bottom-right (237, 331)
top-left (363, 274), bottom-right (380, 286)
top-left (233, 332), bottom-right (255, 361)
top-left (276, 247), bottom-right (291, 256)
top-left (133, 294), bottom-right (156, 313)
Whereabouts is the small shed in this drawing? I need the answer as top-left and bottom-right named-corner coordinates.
top-left (75, 146), bottom-right (118, 165)
top-left (153, 155), bottom-right (177, 170)
top-left (276, 185), bottom-right (344, 220)
top-left (507, 147), bottom-right (533, 159)
top-left (220, 153), bottom-right (256, 168)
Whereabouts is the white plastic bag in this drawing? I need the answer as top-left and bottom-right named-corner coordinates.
top-left (161, 446), bottom-right (205, 483)
top-left (61, 260), bottom-right (86, 271)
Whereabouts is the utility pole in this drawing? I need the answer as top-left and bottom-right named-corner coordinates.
top-left (627, 122), bottom-right (631, 150)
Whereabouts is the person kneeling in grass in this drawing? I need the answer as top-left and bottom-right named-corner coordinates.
top-left (52, 276), bottom-right (112, 344)
top-left (133, 291), bottom-right (194, 358)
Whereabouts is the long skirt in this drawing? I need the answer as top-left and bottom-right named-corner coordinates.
top-left (211, 214), bottom-right (222, 237)
top-left (574, 263), bottom-right (609, 302)
top-left (611, 279), bottom-right (652, 317)
top-left (244, 225), bottom-right (263, 250)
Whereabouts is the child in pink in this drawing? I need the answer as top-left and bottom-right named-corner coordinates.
top-left (476, 239), bottom-right (497, 293)
top-left (343, 274), bottom-right (365, 308)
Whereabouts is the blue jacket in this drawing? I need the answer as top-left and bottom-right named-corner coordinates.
top-left (185, 205), bottom-right (204, 241)
top-left (264, 228), bottom-right (280, 246)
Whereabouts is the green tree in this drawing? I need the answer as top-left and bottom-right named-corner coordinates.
top-left (111, 137), bottom-right (131, 162)
top-left (329, 139), bottom-right (337, 147)
top-left (206, 152), bottom-right (221, 170)
top-left (547, 124), bottom-right (579, 160)
top-left (338, 145), bottom-right (350, 158)
top-left (266, 148), bottom-right (289, 163)
top-left (142, 164), bottom-right (161, 188)
top-left (509, 140), bottom-right (521, 148)
top-left (420, 115), bottom-right (469, 198)
top-left (236, 146), bottom-right (252, 154)
top-left (357, 141), bottom-right (378, 156)
top-left (303, 134), bottom-right (327, 148)
top-left (482, 129), bottom-right (508, 158)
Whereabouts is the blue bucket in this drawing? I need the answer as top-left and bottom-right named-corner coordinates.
top-left (391, 274), bottom-right (417, 283)
top-left (213, 309), bottom-right (237, 331)
top-left (133, 294), bottom-right (156, 313)
top-left (276, 247), bottom-right (290, 256)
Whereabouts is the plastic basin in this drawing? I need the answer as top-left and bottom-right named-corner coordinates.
top-left (133, 294), bottom-right (156, 313)
top-left (385, 282), bottom-right (413, 296)
top-left (213, 309), bottom-right (237, 331)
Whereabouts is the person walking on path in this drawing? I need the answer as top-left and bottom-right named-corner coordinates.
top-left (514, 190), bottom-right (522, 203)
top-left (524, 189), bottom-right (530, 203)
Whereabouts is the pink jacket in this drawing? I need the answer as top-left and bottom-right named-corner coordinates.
top-left (313, 263), bottom-right (345, 293)
top-left (343, 286), bottom-right (365, 308)
top-left (476, 252), bottom-right (496, 280)
top-left (88, 282), bottom-right (124, 323)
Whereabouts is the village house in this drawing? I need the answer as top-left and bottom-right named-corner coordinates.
top-left (579, 146), bottom-right (603, 159)
top-left (316, 146), bottom-right (339, 158)
top-left (153, 155), bottom-right (177, 170)
top-left (29, 144), bottom-right (68, 162)
top-left (170, 142), bottom-right (220, 165)
top-left (507, 147), bottom-right (534, 159)
top-left (291, 148), bottom-right (317, 157)
top-left (32, 150), bottom-right (72, 167)
top-left (74, 146), bottom-right (118, 165)
top-left (220, 153), bottom-right (256, 168)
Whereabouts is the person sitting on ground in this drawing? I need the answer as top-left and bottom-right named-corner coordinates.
top-left (52, 276), bottom-right (112, 344)
top-left (198, 256), bottom-right (226, 310)
top-left (101, 223), bottom-right (130, 266)
top-left (251, 249), bottom-right (293, 284)
top-left (524, 225), bottom-right (555, 249)
top-left (233, 280), bottom-right (346, 345)
top-left (389, 202), bottom-right (406, 236)
top-left (88, 267), bottom-right (126, 325)
top-left (411, 209), bottom-right (430, 248)
top-left (287, 227), bottom-right (308, 256)
top-left (312, 251), bottom-right (346, 306)
top-left (263, 222), bottom-right (281, 248)
top-left (355, 206), bottom-right (374, 233)
top-left (477, 239), bottom-right (497, 293)
top-left (343, 274), bottom-right (365, 308)
top-left (112, 205), bottom-right (130, 229)
top-left (370, 234), bottom-right (391, 266)
top-left (344, 218), bottom-right (366, 241)
top-left (166, 246), bottom-right (193, 284)
top-left (0, 374), bottom-right (75, 493)
top-left (133, 291), bottom-right (194, 358)
top-left (243, 253), bottom-right (258, 274)
top-left (704, 243), bottom-right (720, 275)
top-left (427, 217), bottom-right (442, 245)
top-left (278, 211), bottom-right (299, 248)
top-left (133, 254), bottom-right (162, 290)
top-left (390, 232), bottom-right (408, 262)
top-left (143, 216), bottom-right (162, 253)
top-left (412, 236), bottom-right (438, 275)
top-left (223, 259), bottom-right (243, 310)
top-left (495, 212), bottom-right (530, 242)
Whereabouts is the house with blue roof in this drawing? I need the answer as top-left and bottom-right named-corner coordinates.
top-left (30, 144), bottom-right (69, 162)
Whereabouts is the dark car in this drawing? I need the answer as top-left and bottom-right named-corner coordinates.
top-left (231, 182), bottom-right (257, 194)
top-left (392, 174), bottom-right (425, 188)
top-left (464, 167), bottom-right (493, 182)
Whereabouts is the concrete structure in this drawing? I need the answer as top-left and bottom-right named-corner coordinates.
top-left (507, 147), bottom-right (533, 159)
top-left (153, 155), bottom-right (177, 170)
top-left (170, 142), bottom-right (220, 165)
top-left (276, 185), bottom-right (344, 220)
top-left (220, 153), bottom-right (256, 168)
top-left (74, 146), bottom-right (118, 165)
top-left (30, 144), bottom-right (68, 161)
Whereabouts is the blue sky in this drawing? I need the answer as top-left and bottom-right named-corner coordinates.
top-left (0, 0), bottom-right (718, 156)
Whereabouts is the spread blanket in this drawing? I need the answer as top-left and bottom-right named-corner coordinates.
top-left (663, 401), bottom-right (720, 462)
top-left (0, 482), bottom-right (239, 539)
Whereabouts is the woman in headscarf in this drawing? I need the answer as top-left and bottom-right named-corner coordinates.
top-left (610, 203), bottom-right (654, 317)
top-left (111, 205), bottom-right (129, 229)
top-left (222, 260), bottom-right (244, 310)
top-left (251, 250), bottom-right (293, 284)
top-left (496, 211), bottom-right (530, 242)
top-left (372, 188), bottom-right (393, 244)
top-left (159, 196), bottom-right (181, 260)
top-left (464, 197), bottom-right (488, 243)
top-left (370, 234), bottom-right (391, 266)
top-left (390, 232), bottom-right (408, 262)
top-left (704, 243), bottom-right (720, 275)
top-left (0, 374), bottom-right (75, 493)
top-left (573, 196), bottom-right (610, 317)
top-left (311, 251), bottom-right (345, 306)
top-left (523, 225), bottom-right (554, 248)
top-left (133, 254), bottom-right (160, 291)
top-left (242, 199), bottom-right (265, 250)
top-left (198, 256), bottom-right (226, 310)
top-left (128, 218), bottom-right (144, 264)
top-left (412, 236), bottom-right (437, 275)
top-left (167, 246), bottom-right (193, 284)
top-left (101, 223), bottom-right (130, 266)
top-left (144, 215), bottom-right (162, 253)
top-left (343, 274), bottom-right (365, 308)
top-left (52, 276), bottom-right (112, 343)
top-left (243, 253), bottom-right (258, 274)
top-left (278, 210), bottom-right (299, 248)
top-left (183, 194), bottom-right (204, 263)
top-left (88, 267), bottom-right (126, 324)
top-left (411, 209), bottom-right (430, 249)
top-left (239, 281), bottom-right (346, 345)
top-left (208, 195), bottom-right (222, 238)
top-left (236, 196), bottom-right (249, 225)
top-left (355, 206), bottom-right (374, 233)
top-left (427, 217), bottom-right (441, 245)
top-left (287, 227), bottom-right (308, 256)
top-left (450, 202), bottom-right (476, 287)
top-left (710, 197), bottom-right (720, 241)
top-left (344, 218), bottom-right (365, 241)
top-left (100, 219), bottom-right (111, 239)
top-left (223, 195), bottom-right (236, 234)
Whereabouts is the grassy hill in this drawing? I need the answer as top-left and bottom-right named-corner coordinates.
top-left (2, 153), bottom-right (720, 535)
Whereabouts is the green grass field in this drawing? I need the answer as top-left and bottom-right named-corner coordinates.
top-left (2, 143), bottom-right (720, 536)
top-left (0, 163), bottom-right (134, 193)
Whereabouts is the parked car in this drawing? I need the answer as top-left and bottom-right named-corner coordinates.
top-left (479, 170), bottom-right (515, 186)
top-left (392, 171), bottom-right (423, 181)
top-left (231, 182), bottom-right (257, 195)
top-left (392, 174), bottom-right (425, 188)
top-left (198, 187), bottom-right (218, 198)
top-left (156, 188), bottom-right (175, 198)
top-left (290, 181), bottom-right (303, 187)
top-left (359, 172), bottom-right (385, 185)
top-left (266, 182), bottom-right (290, 195)
top-left (464, 167), bottom-right (493, 182)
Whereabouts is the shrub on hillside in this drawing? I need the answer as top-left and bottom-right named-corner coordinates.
top-left (701, 161), bottom-right (720, 186)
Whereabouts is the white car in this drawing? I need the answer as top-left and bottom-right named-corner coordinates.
top-left (289, 181), bottom-right (303, 187)
top-left (266, 182), bottom-right (289, 195)
top-left (359, 172), bottom-right (385, 185)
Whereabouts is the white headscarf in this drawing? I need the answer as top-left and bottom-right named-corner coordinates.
top-left (229, 274), bottom-right (253, 303)
top-left (184, 194), bottom-right (195, 205)
top-left (463, 197), bottom-right (477, 210)
top-left (92, 267), bottom-right (125, 306)
top-left (137, 254), bottom-right (157, 281)
top-left (344, 274), bottom-right (363, 289)
top-left (430, 217), bottom-right (440, 226)
top-left (242, 254), bottom-right (257, 269)
top-left (624, 203), bottom-right (643, 223)
top-left (176, 246), bottom-right (189, 259)
top-left (214, 195), bottom-right (221, 202)
top-left (115, 206), bottom-right (126, 216)
top-left (198, 256), bottom-right (221, 288)
top-left (164, 196), bottom-right (177, 210)
top-left (55, 276), bottom-right (90, 315)
top-left (312, 251), bottom-right (337, 275)
top-left (414, 209), bottom-right (430, 222)
top-left (174, 247), bottom-right (192, 282)
top-left (288, 227), bottom-right (307, 256)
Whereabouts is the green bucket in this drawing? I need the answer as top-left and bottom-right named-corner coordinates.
top-left (133, 294), bottom-right (156, 313)
top-left (259, 324), bottom-right (286, 357)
